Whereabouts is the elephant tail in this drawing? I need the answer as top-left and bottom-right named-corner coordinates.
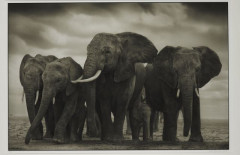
top-left (22, 90), bottom-right (25, 103)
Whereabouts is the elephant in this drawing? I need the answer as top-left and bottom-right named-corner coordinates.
top-left (25, 57), bottom-right (86, 144)
top-left (20, 54), bottom-right (57, 140)
top-left (126, 111), bottom-right (160, 135)
top-left (145, 46), bottom-right (222, 142)
top-left (72, 32), bottom-right (158, 142)
top-left (130, 87), bottom-right (151, 141)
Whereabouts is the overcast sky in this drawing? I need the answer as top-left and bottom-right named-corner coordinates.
top-left (8, 2), bottom-right (228, 119)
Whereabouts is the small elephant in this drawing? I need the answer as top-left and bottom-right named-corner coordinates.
top-left (145, 46), bottom-right (222, 142)
top-left (125, 111), bottom-right (160, 135)
top-left (25, 57), bottom-right (86, 144)
top-left (72, 32), bottom-right (158, 142)
top-left (130, 87), bottom-right (151, 141)
top-left (20, 54), bottom-right (57, 140)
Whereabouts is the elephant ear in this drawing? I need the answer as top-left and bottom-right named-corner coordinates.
top-left (114, 32), bottom-right (158, 82)
top-left (35, 54), bottom-right (58, 68)
top-left (153, 46), bottom-right (178, 89)
top-left (46, 55), bottom-right (58, 62)
top-left (63, 57), bottom-right (83, 96)
top-left (19, 54), bottom-right (32, 86)
top-left (193, 46), bottom-right (222, 88)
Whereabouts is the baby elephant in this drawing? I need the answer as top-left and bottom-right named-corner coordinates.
top-left (131, 88), bottom-right (151, 141)
top-left (25, 57), bottom-right (86, 144)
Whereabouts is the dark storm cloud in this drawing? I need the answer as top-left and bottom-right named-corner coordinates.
top-left (8, 14), bottom-right (56, 50)
top-left (9, 3), bottom-right (156, 17)
top-left (9, 3), bottom-right (67, 16)
top-left (138, 3), bottom-right (156, 15)
top-left (183, 2), bottom-right (228, 24)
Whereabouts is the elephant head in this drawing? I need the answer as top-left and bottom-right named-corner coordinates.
top-left (153, 46), bottom-right (222, 137)
top-left (72, 32), bottom-right (158, 136)
top-left (20, 54), bottom-right (57, 124)
top-left (25, 57), bottom-right (83, 144)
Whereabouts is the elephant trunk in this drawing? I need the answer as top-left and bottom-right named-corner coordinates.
top-left (72, 54), bottom-right (102, 83)
top-left (25, 88), bottom-right (53, 144)
top-left (24, 88), bottom-right (37, 123)
top-left (180, 78), bottom-right (194, 137)
top-left (83, 54), bottom-right (100, 79)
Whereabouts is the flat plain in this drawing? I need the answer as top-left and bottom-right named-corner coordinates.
top-left (8, 116), bottom-right (229, 150)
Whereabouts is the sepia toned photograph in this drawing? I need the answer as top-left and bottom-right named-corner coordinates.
top-left (8, 2), bottom-right (228, 151)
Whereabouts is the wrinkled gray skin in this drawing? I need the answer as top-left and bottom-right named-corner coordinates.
top-left (74, 32), bottom-right (157, 142)
top-left (25, 57), bottom-right (86, 144)
top-left (130, 87), bottom-right (151, 141)
top-left (145, 46), bottom-right (222, 142)
top-left (125, 111), bottom-right (160, 135)
top-left (20, 54), bottom-right (57, 140)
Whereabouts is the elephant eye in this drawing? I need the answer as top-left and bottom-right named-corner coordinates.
top-left (196, 67), bottom-right (201, 72)
top-left (56, 78), bottom-right (61, 82)
top-left (104, 50), bottom-right (111, 55)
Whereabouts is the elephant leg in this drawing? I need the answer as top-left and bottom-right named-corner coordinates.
top-left (143, 121), bottom-right (150, 141)
top-left (77, 106), bottom-right (87, 141)
top-left (86, 109), bottom-right (101, 138)
top-left (95, 101), bottom-right (104, 140)
top-left (150, 109), bottom-right (156, 139)
top-left (53, 95), bottom-right (77, 143)
top-left (153, 112), bottom-right (160, 132)
top-left (32, 92), bottom-right (43, 140)
top-left (95, 112), bottom-right (101, 137)
top-left (69, 114), bottom-right (79, 142)
top-left (129, 108), bottom-right (140, 141)
top-left (189, 94), bottom-right (203, 142)
top-left (70, 98), bottom-right (87, 142)
top-left (126, 112), bottom-right (131, 135)
top-left (162, 109), bottom-right (178, 142)
top-left (143, 105), bottom-right (151, 141)
top-left (162, 97), bottom-right (178, 142)
top-left (99, 100), bottom-right (114, 141)
top-left (53, 96), bottom-right (64, 125)
top-left (44, 102), bottom-right (55, 138)
top-left (113, 103), bottom-right (128, 141)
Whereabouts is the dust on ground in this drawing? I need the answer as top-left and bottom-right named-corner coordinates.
top-left (8, 116), bottom-right (229, 150)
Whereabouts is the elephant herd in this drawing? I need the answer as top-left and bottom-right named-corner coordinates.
top-left (19, 32), bottom-right (222, 145)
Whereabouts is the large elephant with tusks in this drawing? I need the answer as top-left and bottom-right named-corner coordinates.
top-left (145, 46), bottom-right (222, 142)
top-left (72, 32), bottom-right (157, 142)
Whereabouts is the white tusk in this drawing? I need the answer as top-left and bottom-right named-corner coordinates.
top-left (77, 75), bottom-right (83, 80)
top-left (71, 70), bottom-right (102, 83)
top-left (176, 89), bottom-right (180, 98)
top-left (53, 97), bottom-right (55, 104)
top-left (195, 88), bottom-right (200, 97)
top-left (35, 91), bottom-right (39, 105)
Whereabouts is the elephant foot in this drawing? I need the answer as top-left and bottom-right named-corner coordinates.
top-left (44, 131), bottom-right (54, 139)
top-left (25, 132), bottom-right (32, 144)
top-left (53, 130), bottom-right (66, 144)
top-left (189, 134), bottom-right (204, 142)
top-left (132, 138), bottom-right (140, 144)
top-left (53, 136), bottom-right (65, 144)
top-left (86, 130), bottom-right (100, 138)
top-left (32, 129), bottom-right (43, 140)
top-left (70, 133), bottom-right (80, 143)
top-left (143, 137), bottom-right (153, 142)
top-left (103, 135), bottom-right (124, 143)
top-left (162, 134), bottom-right (178, 142)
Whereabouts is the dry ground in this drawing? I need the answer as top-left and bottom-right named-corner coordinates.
top-left (8, 116), bottom-right (229, 150)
